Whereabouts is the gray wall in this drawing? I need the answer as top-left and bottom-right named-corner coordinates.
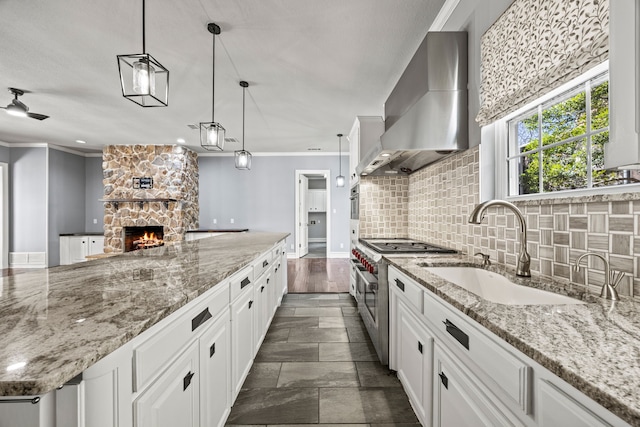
top-left (48, 149), bottom-right (86, 266)
top-left (198, 155), bottom-right (350, 254)
top-left (85, 156), bottom-right (104, 233)
top-left (308, 212), bottom-right (327, 240)
top-left (0, 145), bottom-right (10, 163)
top-left (308, 178), bottom-right (326, 190)
top-left (10, 147), bottom-right (47, 253)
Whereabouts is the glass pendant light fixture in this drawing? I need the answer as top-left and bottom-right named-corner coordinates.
top-left (117, 0), bottom-right (169, 107)
top-left (235, 81), bottom-right (252, 170)
top-left (336, 133), bottom-right (346, 187)
top-left (200, 23), bottom-right (225, 151)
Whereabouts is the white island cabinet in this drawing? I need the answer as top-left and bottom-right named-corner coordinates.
top-left (388, 265), bottom-right (631, 427)
top-left (1, 237), bottom-right (288, 427)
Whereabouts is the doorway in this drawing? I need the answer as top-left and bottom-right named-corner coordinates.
top-left (294, 170), bottom-right (330, 259)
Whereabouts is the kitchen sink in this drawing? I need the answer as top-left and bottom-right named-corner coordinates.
top-left (423, 267), bottom-right (585, 305)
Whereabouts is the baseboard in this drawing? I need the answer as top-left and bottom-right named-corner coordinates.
top-left (287, 252), bottom-right (298, 259)
top-left (328, 251), bottom-right (349, 258)
top-left (308, 238), bottom-right (327, 243)
top-left (10, 252), bottom-right (47, 268)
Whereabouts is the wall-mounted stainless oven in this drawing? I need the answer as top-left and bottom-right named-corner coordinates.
top-left (350, 185), bottom-right (359, 220)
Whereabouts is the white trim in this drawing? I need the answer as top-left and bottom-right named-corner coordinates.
top-left (429, 0), bottom-right (461, 31)
top-left (48, 144), bottom-right (96, 157)
top-left (198, 151), bottom-right (341, 157)
top-left (308, 238), bottom-right (327, 243)
top-left (0, 140), bottom-right (101, 157)
top-left (295, 169), bottom-right (331, 259)
top-left (286, 252), bottom-right (298, 259)
top-left (0, 163), bottom-right (8, 269)
top-left (45, 146), bottom-right (50, 267)
top-left (9, 252), bottom-right (47, 268)
top-left (0, 141), bottom-right (10, 148)
top-left (506, 183), bottom-right (640, 203)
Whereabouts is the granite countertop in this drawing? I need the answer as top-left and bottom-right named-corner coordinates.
top-left (0, 232), bottom-right (288, 396)
top-left (386, 255), bottom-right (640, 426)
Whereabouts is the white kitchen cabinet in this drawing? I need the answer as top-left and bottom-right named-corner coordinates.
top-left (538, 379), bottom-right (610, 427)
top-left (230, 284), bottom-right (254, 401)
top-left (348, 116), bottom-right (384, 186)
top-left (60, 235), bottom-right (104, 265)
top-left (199, 311), bottom-right (231, 427)
top-left (134, 341), bottom-right (200, 427)
top-left (253, 272), bottom-right (269, 354)
top-left (433, 343), bottom-right (512, 427)
top-left (184, 232), bottom-right (227, 241)
top-left (396, 299), bottom-right (433, 425)
top-left (307, 189), bottom-right (326, 212)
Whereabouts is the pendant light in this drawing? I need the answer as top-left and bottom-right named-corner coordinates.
top-left (116, 0), bottom-right (169, 107)
top-left (200, 23), bottom-right (225, 151)
top-left (336, 133), bottom-right (346, 187)
top-left (235, 81), bottom-right (252, 170)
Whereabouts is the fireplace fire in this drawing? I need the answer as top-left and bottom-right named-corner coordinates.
top-left (123, 226), bottom-right (165, 252)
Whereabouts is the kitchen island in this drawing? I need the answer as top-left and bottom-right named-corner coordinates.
top-left (0, 232), bottom-right (288, 426)
top-left (387, 255), bottom-right (640, 427)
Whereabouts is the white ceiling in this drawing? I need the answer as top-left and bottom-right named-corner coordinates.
top-left (0, 0), bottom-right (444, 154)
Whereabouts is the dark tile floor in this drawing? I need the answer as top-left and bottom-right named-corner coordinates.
top-left (226, 293), bottom-right (420, 427)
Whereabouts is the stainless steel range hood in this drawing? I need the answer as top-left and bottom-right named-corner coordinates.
top-left (357, 31), bottom-right (468, 176)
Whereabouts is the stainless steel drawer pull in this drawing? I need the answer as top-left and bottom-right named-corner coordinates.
top-left (443, 319), bottom-right (469, 350)
top-left (395, 278), bottom-right (405, 291)
top-left (240, 277), bottom-right (251, 289)
top-left (0, 397), bottom-right (40, 404)
top-left (183, 371), bottom-right (195, 391)
top-left (191, 308), bottom-right (212, 331)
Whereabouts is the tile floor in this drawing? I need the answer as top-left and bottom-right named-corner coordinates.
top-left (226, 293), bottom-right (420, 427)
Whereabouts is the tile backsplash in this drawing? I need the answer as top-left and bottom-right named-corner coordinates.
top-left (359, 176), bottom-right (409, 238)
top-left (361, 145), bottom-right (640, 300)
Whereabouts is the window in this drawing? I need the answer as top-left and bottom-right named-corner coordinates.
top-left (506, 72), bottom-right (639, 196)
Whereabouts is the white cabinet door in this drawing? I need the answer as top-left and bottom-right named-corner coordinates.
top-left (199, 312), bottom-right (231, 427)
top-left (230, 286), bottom-right (254, 401)
top-left (88, 236), bottom-right (104, 256)
top-left (396, 299), bottom-right (433, 425)
top-left (538, 380), bottom-right (610, 427)
top-left (253, 274), bottom-right (267, 355)
top-left (433, 344), bottom-right (512, 427)
top-left (135, 341), bottom-right (200, 427)
top-left (69, 236), bottom-right (88, 264)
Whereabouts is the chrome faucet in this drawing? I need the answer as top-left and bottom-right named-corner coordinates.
top-left (469, 200), bottom-right (530, 277)
top-left (574, 253), bottom-right (621, 301)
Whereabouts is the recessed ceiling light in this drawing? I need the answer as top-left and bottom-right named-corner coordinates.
top-left (176, 138), bottom-right (186, 144)
top-left (75, 140), bottom-right (86, 144)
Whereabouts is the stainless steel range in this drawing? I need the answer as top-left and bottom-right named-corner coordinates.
top-left (350, 238), bottom-right (456, 365)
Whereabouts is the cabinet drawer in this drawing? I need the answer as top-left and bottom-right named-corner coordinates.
top-left (423, 291), bottom-right (531, 414)
top-left (133, 284), bottom-right (228, 392)
top-left (229, 265), bottom-right (254, 302)
top-left (389, 266), bottom-right (423, 314)
top-left (253, 251), bottom-right (273, 280)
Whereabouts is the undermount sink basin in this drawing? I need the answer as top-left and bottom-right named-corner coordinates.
top-left (423, 267), bottom-right (585, 306)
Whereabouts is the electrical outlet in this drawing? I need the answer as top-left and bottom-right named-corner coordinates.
top-left (230, 218), bottom-right (235, 224)
top-left (213, 218), bottom-right (217, 224)
top-left (290, 244), bottom-right (294, 250)
top-left (93, 218), bottom-right (97, 224)
top-left (333, 209), bottom-right (336, 213)
top-left (340, 243), bottom-right (344, 248)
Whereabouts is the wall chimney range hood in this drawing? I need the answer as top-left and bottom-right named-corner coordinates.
top-left (357, 32), bottom-right (468, 176)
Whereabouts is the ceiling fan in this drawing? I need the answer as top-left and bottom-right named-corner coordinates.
top-left (1, 88), bottom-right (49, 120)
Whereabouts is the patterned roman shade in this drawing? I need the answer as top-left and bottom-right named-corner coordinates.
top-left (476, 0), bottom-right (609, 126)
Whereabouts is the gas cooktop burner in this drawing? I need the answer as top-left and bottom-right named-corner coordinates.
top-left (360, 238), bottom-right (457, 254)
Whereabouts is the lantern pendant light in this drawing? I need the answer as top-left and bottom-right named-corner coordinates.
top-left (336, 133), bottom-right (346, 187)
top-left (235, 81), bottom-right (252, 170)
top-left (117, 0), bottom-right (169, 107)
top-left (200, 23), bottom-right (225, 151)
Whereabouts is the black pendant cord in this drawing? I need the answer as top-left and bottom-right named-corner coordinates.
top-left (338, 135), bottom-right (342, 175)
top-left (211, 29), bottom-right (216, 123)
top-left (141, 0), bottom-right (146, 54)
top-left (242, 85), bottom-right (246, 151)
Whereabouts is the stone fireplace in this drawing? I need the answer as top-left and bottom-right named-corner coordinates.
top-left (102, 145), bottom-right (199, 253)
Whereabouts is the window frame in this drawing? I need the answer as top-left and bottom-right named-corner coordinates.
top-left (493, 60), bottom-right (640, 201)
